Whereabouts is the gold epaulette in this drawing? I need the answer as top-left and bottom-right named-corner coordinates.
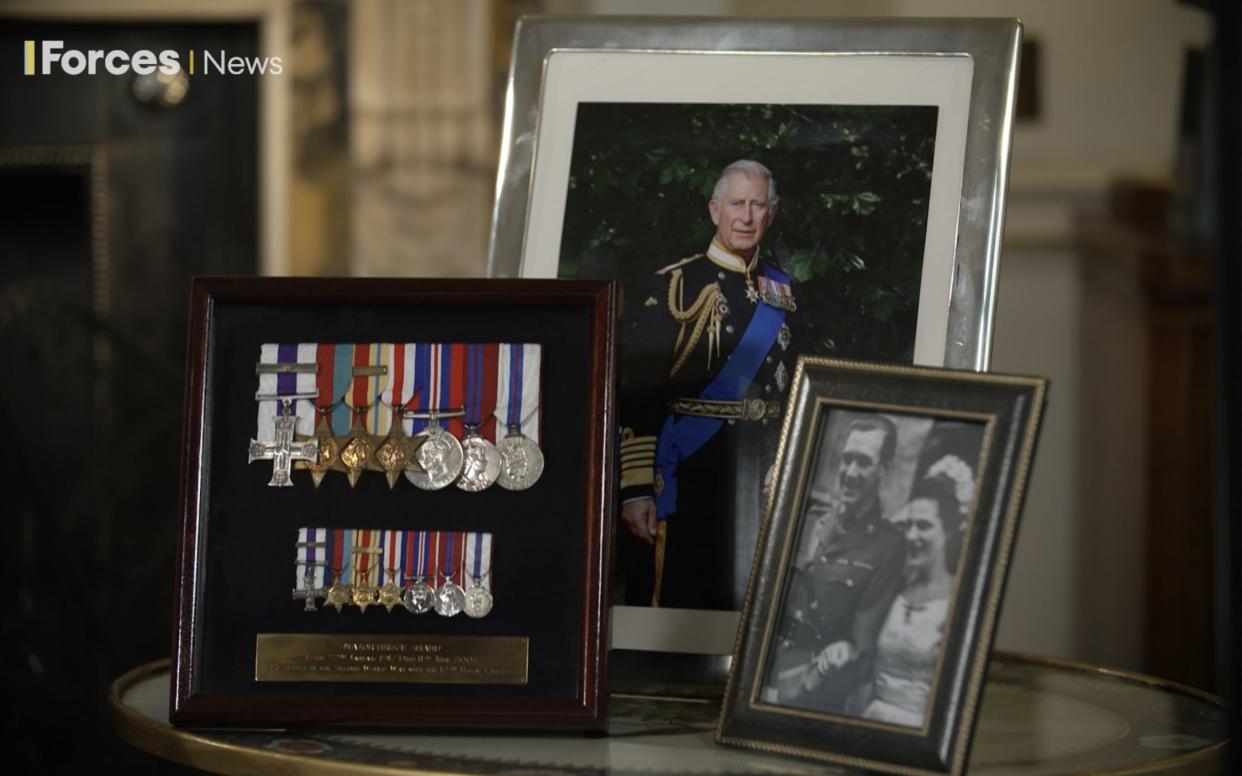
top-left (620, 428), bottom-right (657, 490)
top-left (655, 253), bottom-right (704, 276)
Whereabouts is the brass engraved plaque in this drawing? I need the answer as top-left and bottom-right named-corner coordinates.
top-left (255, 634), bottom-right (529, 684)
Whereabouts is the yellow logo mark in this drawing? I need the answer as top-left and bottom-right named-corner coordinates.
top-left (24, 40), bottom-right (35, 75)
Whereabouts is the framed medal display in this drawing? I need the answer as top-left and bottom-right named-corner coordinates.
top-left (171, 278), bottom-right (617, 729)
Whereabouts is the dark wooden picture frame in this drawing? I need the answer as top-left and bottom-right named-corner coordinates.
top-left (718, 357), bottom-right (1047, 774)
top-left (170, 277), bottom-right (617, 729)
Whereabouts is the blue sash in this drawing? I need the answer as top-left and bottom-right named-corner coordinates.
top-left (654, 266), bottom-right (789, 519)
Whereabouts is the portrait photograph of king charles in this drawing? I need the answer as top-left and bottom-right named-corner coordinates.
top-left (555, 101), bottom-right (941, 611)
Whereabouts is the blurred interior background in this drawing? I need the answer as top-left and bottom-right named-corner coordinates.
top-left (0, 0), bottom-right (1231, 771)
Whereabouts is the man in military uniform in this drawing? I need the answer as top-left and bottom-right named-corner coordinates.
top-left (618, 159), bottom-right (798, 610)
top-left (765, 415), bottom-right (905, 714)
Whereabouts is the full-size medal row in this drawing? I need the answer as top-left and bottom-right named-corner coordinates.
top-left (249, 343), bottom-right (543, 491)
top-left (293, 528), bottom-right (494, 617)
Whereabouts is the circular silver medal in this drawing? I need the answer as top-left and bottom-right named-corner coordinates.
top-left (456, 432), bottom-right (501, 491)
top-left (405, 423), bottom-right (464, 490)
top-left (496, 432), bottom-right (544, 490)
top-left (463, 585), bottom-right (494, 618)
top-left (402, 579), bottom-right (436, 614)
top-left (435, 581), bottom-right (466, 617)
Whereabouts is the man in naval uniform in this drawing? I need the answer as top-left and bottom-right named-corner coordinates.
top-left (618, 159), bottom-right (798, 610)
top-left (765, 414), bottom-right (905, 714)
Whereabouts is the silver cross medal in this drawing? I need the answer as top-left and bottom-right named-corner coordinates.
top-left (292, 567), bottom-right (325, 611)
top-left (249, 399), bottom-right (318, 487)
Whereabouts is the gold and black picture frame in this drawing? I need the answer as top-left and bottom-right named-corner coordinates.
top-left (717, 357), bottom-right (1047, 775)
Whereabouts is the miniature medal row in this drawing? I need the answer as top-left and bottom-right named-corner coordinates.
top-left (249, 342), bottom-right (544, 491)
top-left (294, 528), bottom-right (494, 618)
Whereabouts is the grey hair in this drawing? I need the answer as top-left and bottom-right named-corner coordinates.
top-left (711, 159), bottom-right (778, 204)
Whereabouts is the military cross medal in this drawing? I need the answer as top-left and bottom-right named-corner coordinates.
top-left (292, 568), bottom-right (324, 611)
top-left (293, 535), bottom-right (327, 611)
top-left (249, 399), bottom-right (318, 487)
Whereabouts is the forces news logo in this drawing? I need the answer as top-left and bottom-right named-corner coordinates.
top-left (23, 40), bottom-right (283, 76)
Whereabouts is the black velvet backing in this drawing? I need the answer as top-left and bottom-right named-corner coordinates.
top-left (196, 301), bottom-right (592, 700)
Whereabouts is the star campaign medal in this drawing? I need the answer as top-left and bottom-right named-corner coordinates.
top-left (376, 529), bottom-right (404, 612)
top-left (374, 344), bottom-right (422, 488)
top-left (307, 343), bottom-right (350, 486)
top-left (338, 344), bottom-right (388, 488)
top-left (350, 529), bottom-right (382, 612)
top-left (308, 409), bottom-right (339, 487)
top-left (325, 575), bottom-right (350, 612)
top-left (338, 412), bottom-right (375, 488)
top-left (323, 528), bottom-right (350, 612)
top-left (375, 408), bottom-right (419, 489)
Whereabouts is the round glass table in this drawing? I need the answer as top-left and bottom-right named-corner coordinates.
top-left (110, 652), bottom-right (1227, 775)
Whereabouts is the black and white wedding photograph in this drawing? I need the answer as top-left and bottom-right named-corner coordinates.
top-left (761, 410), bottom-right (984, 728)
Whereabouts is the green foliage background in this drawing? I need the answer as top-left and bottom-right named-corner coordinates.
top-left (559, 102), bottom-right (937, 362)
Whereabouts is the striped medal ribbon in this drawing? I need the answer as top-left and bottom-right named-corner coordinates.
top-left (249, 343), bottom-right (319, 487)
top-left (457, 343), bottom-right (502, 492)
top-left (463, 532), bottom-right (494, 618)
top-left (406, 344), bottom-right (465, 490)
top-left (377, 529), bottom-right (404, 612)
top-left (349, 528), bottom-right (382, 612)
top-left (338, 344), bottom-right (387, 487)
top-left (324, 528), bottom-right (350, 612)
top-left (434, 531), bottom-right (466, 617)
top-left (292, 527), bottom-right (327, 611)
top-left (373, 344), bottom-right (419, 489)
top-left (495, 343), bottom-right (545, 490)
top-left (402, 529), bottom-right (436, 614)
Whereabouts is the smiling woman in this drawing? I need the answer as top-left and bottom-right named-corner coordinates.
top-left (857, 473), bottom-right (965, 727)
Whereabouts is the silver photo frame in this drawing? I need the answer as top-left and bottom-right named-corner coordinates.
top-left (488, 16), bottom-right (1021, 662)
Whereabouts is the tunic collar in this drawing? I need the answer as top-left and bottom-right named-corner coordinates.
top-left (706, 238), bottom-right (759, 274)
